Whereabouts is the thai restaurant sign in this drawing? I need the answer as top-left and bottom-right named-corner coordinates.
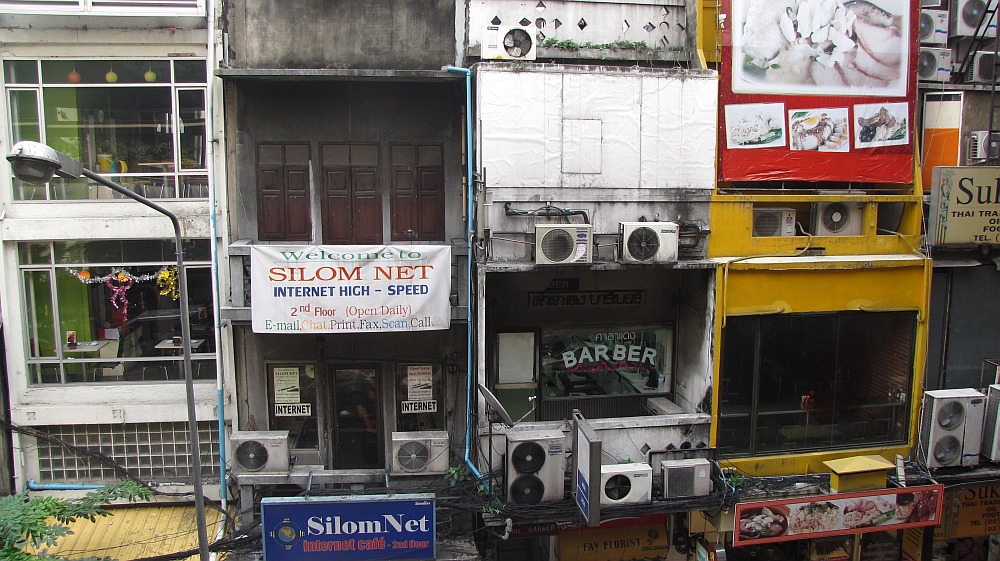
top-left (929, 167), bottom-right (1000, 246)
top-left (733, 484), bottom-right (944, 546)
top-left (719, 0), bottom-right (916, 184)
top-left (251, 245), bottom-right (451, 333)
top-left (950, 483), bottom-right (1000, 538)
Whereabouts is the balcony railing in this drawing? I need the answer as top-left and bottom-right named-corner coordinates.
top-left (0, 0), bottom-right (204, 16)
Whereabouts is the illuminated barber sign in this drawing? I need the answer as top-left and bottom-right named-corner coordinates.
top-left (251, 245), bottom-right (451, 333)
top-left (262, 495), bottom-right (435, 561)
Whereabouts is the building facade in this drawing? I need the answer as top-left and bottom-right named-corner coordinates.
top-left (0, 0), bottom-right (222, 496)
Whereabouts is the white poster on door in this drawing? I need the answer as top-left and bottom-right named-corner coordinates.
top-left (407, 365), bottom-right (434, 401)
top-left (251, 245), bottom-right (452, 333)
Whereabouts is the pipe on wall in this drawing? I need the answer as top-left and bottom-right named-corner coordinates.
top-left (442, 65), bottom-right (484, 482)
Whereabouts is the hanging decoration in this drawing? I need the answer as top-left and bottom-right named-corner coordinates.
top-left (156, 266), bottom-right (179, 300)
top-left (105, 62), bottom-right (118, 83)
top-left (66, 266), bottom-right (175, 324)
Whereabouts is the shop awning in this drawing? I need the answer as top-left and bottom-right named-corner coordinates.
top-left (28, 504), bottom-right (223, 560)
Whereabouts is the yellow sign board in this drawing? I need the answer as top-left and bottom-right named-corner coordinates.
top-left (953, 484), bottom-right (1000, 538)
top-left (559, 518), bottom-right (671, 561)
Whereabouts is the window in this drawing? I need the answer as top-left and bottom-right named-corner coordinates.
top-left (389, 144), bottom-right (444, 242)
top-left (3, 59), bottom-right (208, 200)
top-left (19, 240), bottom-right (216, 384)
top-left (526, 326), bottom-right (674, 421)
top-left (320, 143), bottom-right (380, 244)
top-left (396, 363), bottom-right (445, 431)
top-left (267, 363), bottom-right (318, 452)
top-left (0, 0), bottom-right (205, 17)
top-left (258, 143), bottom-right (312, 240)
top-left (717, 311), bottom-right (915, 456)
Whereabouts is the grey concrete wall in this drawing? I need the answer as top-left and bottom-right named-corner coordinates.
top-left (224, 0), bottom-right (458, 70)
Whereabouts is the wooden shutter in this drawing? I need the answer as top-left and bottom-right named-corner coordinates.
top-left (390, 144), bottom-right (444, 241)
top-left (321, 143), bottom-right (382, 244)
top-left (257, 142), bottom-right (311, 241)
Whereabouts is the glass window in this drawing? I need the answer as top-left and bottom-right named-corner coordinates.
top-left (717, 311), bottom-right (915, 456)
top-left (267, 363), bottom-right (319, 451)
top-left (19, 240), bottom-right (216, 384)
top-left (5, 59), bottom-right (208, 200)
top-left (396, 363), bottom-right (445, 431)
top-left (506, 326), bottom-right (676, 421)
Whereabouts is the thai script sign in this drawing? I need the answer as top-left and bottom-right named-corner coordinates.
top-left (951, 483), bottom-right (1000, 538)
top-left (251, 246), bottom-right (451, 333)
top-left (262, 495), bottom-right (435, 561)
top-left (734, 484), bottom-right (943, 546)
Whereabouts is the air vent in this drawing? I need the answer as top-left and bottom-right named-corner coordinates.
top-left (231, 431), bottom-right (290, 475)
top-left (390, 431), bottom-right (450, 475)
top-left (506, 430), bottom-right (566, 504)
top-left (619, 222), bottom-right (679, 263)
top-left (661, 458), bottom-right (712, 498)
top-left (812, 202), bottom-right (864, 236)
top-left (482, 26), bottom-right (537, 60)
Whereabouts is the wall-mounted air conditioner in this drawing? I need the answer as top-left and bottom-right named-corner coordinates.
top-left (952, 0), bottom-right (998, 37)
top-left (482, 25), bottom-right (537, 60)
top-left (918, 388), bottom-right (985, 468)
top-left (922, 0), bottom-right (941, 6)
top-left (535, 224), bottom-right (593, 265)
top-left (752, 208), bottom-right (796, 237)
top-left (231, 431), bottom-right (290, 475)
top-left (970, 130), bottom-right (1000, 160)
top-left (506, 429), bottom-right (566, 504)
top-left (391, 431), bottom-right (450, 475)
top-left (812, 202), bottom-right (864, 236)
top-left (661, 458), bottom-right (713, 498)
top-left (967, 51), bottom-right (1000, 83)
top-left (981, 385), bottom-right (1000, 462)
top-left (600, 463), bottom-right (652, 506)
top-left (918, 48), bottom-right (952, 82)
top-left (618, 221), bottom-right (679, 263)
top-left (920, 10), bottom-right (950, 45)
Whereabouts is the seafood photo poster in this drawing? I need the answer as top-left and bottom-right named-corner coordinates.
top-left (719, 0), bottom-right (916, 184)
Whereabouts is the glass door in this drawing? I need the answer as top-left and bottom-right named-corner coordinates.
top-left (329, 366), bottom-right (382, 469)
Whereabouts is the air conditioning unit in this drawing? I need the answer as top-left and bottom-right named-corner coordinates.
top-left (391, 431), bottom-right (450, 475)
top-left (231, 431), bottom-right (290, 475)
top-left (752, 208), bottom-right (796, 237)
top-left (919, 388), bottom-right (986, 468)
top-left (967, 52), bottom-right (1000, 83)
top-left (535, 224), bottom-right (593, 265)
top-left (918, 48), bottom-right (952, 82)
top-left (812, 202), bottom-right (864, 236)
top-left (618, 221), bottom-right (679, 263)
top-left (482, 25), bottom-right (537, 60)
top-left (970, 130), bottom-right (1000, 160)
top-left (600, 463), bottom-right (652, 506)
top-left (952, 0), bottom-right (998, 37)
top-left (661, 458), bottom-right (713, 498)
top-left (920, 10), bottom-right (950, 44)
top-left (922, 0), bottom-right (941, 6)
top-left (506, 429), bottom-right (566, 504)
top-left (981, 385), bottom-right (1000, 462)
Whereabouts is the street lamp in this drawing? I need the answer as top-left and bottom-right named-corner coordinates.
top-left (6, 141), bottom-right (210, 561)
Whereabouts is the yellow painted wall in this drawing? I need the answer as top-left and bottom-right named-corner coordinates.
top-left (698, 0), bottom-right (720, 64)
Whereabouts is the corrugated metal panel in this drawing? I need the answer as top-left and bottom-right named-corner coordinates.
top-left (30, 504), bottom-right (223, 560)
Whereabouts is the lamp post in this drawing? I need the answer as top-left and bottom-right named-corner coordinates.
top-left (6, 141), bottom-right (210, 561)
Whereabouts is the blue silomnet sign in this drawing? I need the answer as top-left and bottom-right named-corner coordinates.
top-left (261, 494), bottom-right (435, 561)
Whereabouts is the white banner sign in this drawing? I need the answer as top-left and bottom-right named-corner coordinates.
top-left (251, 245), bottom-right (452, 333)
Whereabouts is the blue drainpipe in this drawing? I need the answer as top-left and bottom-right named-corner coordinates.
top-left (442, 65), bottom-right (484, 481)
top-left (28, 480), bottom-right (104, 491)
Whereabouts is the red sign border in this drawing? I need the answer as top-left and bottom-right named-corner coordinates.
top-left (733, 484), bottom-right (944, 546)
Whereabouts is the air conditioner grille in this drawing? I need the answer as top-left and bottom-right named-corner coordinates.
top-left (235, 440), bottom-right (270, 472)
top-left (934, 435), bottom-right (963, 464)
top-left (396, 440), bottom-right (431, 471)
top-left (985, 387), bottom-right (1000, 454)
top-left (626, 226), bottom-right (661, 261)
top-left (540, 229), bottom-right (575, 263)
top-left (918, 50), bottom-right (937, 78)
top-left (920, 12), bottom-right (934, 40)
top-left (511, 441), bottom-right (547, 473)
top-left (754, 212), bottom-right (780, 236)
top-left (510, 474), bottom-right (546, 504)
top-left (666, 465), bottom-right (696, 497)
top-left (820, 202), bottom-right (853, 233)
top-left (963, 0), bottom-right (988, 28)
top-left (604, 474), bottom-right (633, 501)
top-left (937, 400), bottom-right (966, 430)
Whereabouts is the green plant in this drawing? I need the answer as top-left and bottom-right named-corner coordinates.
top-left (0, 481), bottom-right (152, 561)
